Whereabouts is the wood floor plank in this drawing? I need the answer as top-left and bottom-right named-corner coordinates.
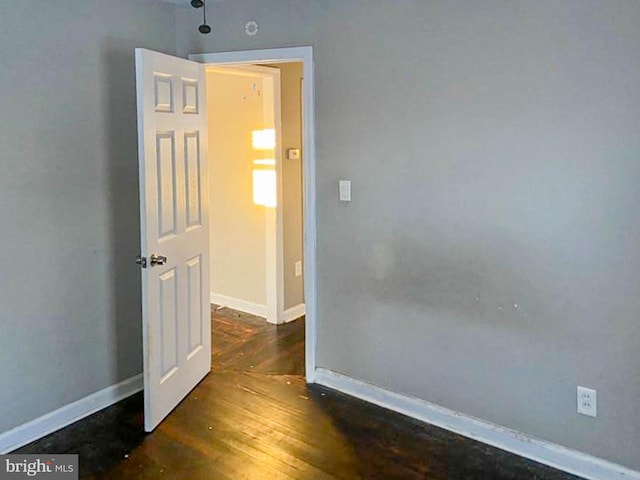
top-left (171, 377), bottom-right (361, 478)
top-left (15, 305), bottom-right (583, 480)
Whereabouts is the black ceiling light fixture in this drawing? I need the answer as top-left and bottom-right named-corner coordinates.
top-left (191, 0), bottom-right (211, 34)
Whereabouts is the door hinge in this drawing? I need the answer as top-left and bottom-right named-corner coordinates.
top-left (136, 255), bottom-right (147, 268)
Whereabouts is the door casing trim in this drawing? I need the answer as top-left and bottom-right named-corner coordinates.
top-left (190, 47), bottom-right (317, 382)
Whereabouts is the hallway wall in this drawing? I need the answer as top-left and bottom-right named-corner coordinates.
top-left (272, 62), bottom-right (305, 311)
top-left (208, 70), bottom-right (268, 308)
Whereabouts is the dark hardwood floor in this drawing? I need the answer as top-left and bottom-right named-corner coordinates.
top-left (211, 306), bottom-right (304, 375)
top-left (16, 306), bottom-right (582, 479)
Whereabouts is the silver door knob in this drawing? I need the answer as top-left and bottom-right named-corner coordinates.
top-left (150, 254), bottom-right (167, 266)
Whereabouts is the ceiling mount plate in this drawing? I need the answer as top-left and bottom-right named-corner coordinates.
top-left (244, 20), bottom-right (259, 36)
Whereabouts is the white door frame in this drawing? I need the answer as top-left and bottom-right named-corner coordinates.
top-left (190, 47), bottom-right (317, 382)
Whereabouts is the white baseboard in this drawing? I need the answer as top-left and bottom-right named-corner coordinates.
top-left (314, 368), bottom-right (640, 480)
top-left (0, 374), bottom-right (143, 454)
top-left (283, 303), bottom-right (305, 323)
top-left (210, 293), bottom-right (266, 318)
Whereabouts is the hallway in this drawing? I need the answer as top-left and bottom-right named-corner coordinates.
top-left (211, 306), bottom-right (304, 376)
top-left (17, 308), bottom-right (580, 479)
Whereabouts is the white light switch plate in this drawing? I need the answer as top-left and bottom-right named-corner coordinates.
top-left (295, 261), bottom-right (303, 277)
top-left (339, 180), bottom-right (351, 202)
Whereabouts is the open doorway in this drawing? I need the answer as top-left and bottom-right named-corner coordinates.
top-left (190, 46), bottom-right (317, 385)
top-left (205, 62), bottom-right (306, 377)
top-left (135, 47), bottom-right (316, 430)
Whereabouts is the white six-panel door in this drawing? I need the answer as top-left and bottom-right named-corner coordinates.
top-left (135, 48), bottom-right (211, 432)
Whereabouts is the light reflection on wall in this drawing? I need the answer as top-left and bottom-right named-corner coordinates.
top-left (251, 129), bottom-right (276, 150)
top-left (253, 159), bottom-right (276, 166)
top-left (252, 170), bottom-right (277, 207)
top-left (252, 129), bottom-right (276, 207)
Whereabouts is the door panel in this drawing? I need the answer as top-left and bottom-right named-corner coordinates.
top-left (158, 268), bottom-right (178, 381)
top-left (182, 78), bottom-right (199, 114)
top-left (186, 254), bottom-right (204, 356)
top-left (184, 131), bottom-right (202, 229)
top-left (136, 48), bottom-right (210, 432)
top-left (156, 132), bottom-right (177, 239)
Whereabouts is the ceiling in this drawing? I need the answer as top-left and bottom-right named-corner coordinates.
top-left (160, 0), bottom-right (225, 5)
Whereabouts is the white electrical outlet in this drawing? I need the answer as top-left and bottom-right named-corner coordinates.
top-left (295, 261), bottom-right (303, 277)
top-left (577, 386), bottom-right (597, 417)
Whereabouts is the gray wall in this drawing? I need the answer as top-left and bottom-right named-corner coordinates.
top-left (0, 0), bottom-right (175, 433)
top-left (177, 0), bottom-right (640, 470)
